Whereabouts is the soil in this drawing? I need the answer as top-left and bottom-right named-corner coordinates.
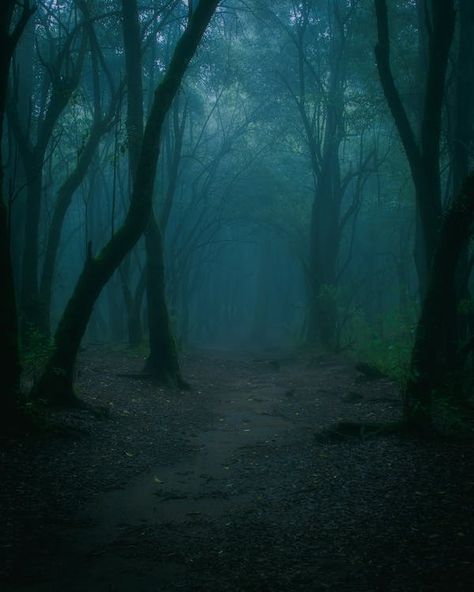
top-left (1, 347), bottom-right (473, 592)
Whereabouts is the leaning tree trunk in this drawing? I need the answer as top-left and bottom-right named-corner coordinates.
top-left (9, 29), bottom-right (86, 342)
top-left (307, 141), bottom-right (343, 351)
top-left (120, 262), bottom-right (146, 347)
top-left (32, 0), bottom-right (219, 403)
top-left (405, 175), bottom-right (474, 431)
top-left (39, 119), bottom-right (111, 336)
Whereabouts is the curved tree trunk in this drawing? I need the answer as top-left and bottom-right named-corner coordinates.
top-left (8, 28), bottom-right (86, 342)
top-left (374, 0), bottom-right (455, 294)
top-left (32, 0), bottom-right (219, 403)
top-left (39, 119), bottom-right (111, 336)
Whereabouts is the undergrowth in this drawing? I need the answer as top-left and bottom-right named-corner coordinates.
top-left (348, 310), bottom-right (415, 383)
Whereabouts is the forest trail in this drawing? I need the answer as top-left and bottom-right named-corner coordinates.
top-left (1, 349), bottom-right (474, 592)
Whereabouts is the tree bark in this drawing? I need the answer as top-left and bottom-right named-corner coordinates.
top-left (121, 0), bottom-right (185, 383)
top-left (38, 2), bottom-right (118, 337)
top-left (39, 119), bottom-right (112, 335)
top-left (9, 26), bottom-right (86, 340)
top-left (0, 1), bottom-right (35, 423)
top-left (374, 0), bottom-right (455, 294)
top-left (32, 0), bottom-right (219, 403)
top-left (405, 176), bottom-right (474, 430)
top-left (143, 216), bottom-right (185, 385)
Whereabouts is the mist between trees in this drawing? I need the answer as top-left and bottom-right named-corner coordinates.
top-left (1, 0), bottom-right (474, 432)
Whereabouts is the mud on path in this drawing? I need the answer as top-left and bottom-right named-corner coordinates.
top-left (1, 349), bottom-right (474, 591)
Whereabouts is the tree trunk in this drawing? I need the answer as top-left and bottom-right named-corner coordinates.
top-left (405, 176), bottom-right (474, 430)
top-left (39, 120), bottom-right (111, 336)
top-left (374, 0), bottom-right (455, 294)
top-left (121, 0), bottom-right (185, 383)
top-left (299, 3), bottom-right (347, 351)
top-left (32, 1), bottom-right (219, 403)
top-left (143, 216), bottom-right (185, 386)
top-left (19, 163), bottom-right (43, 339)
top-left (120, 262), bottom-right (146, 347)
top-left (0, 177), bottom-right (22, 419)
top-left (0, 1), bottom-right (35, 425)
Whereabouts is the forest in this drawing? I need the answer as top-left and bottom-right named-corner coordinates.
top-left (1, 0), bottom-right (474, 590)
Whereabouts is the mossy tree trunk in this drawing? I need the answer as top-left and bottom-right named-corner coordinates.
top-left (118, 0), bottom-right (146, 348)
top-left (405, 176), bottom-right (474, 430)
top-left (32, 0), bottom-right (219, 403)
top-left (120, 261), bottom-right (146, 347)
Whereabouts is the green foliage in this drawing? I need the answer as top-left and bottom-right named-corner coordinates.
top-left (348, 309), bottom-right (415, 383)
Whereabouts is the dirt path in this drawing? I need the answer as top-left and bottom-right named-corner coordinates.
top-left (1, 350), bottom-right (473, 591)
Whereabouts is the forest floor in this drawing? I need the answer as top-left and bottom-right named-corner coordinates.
top-left (1, 347), bottom-right (474, 592)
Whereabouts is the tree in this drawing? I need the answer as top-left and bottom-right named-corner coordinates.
top-left (32, 0), bottom-right (220, 403)
top-left (9, 5), bottom-right (87, 339)
top-left (374, 0), bottom-right (455, 294)
top-left (121, 0), bottom-right (185, 385)
top-left (374, 0), bottom-right (474, 429)
top-left (265, 0), bottom-right (374, 350)
top-left (0, 0), bottom-right (35, 424)
top-left (405, 176), bottom-right (474, 430)
top-left (39, 0), bottom-right (120, 336)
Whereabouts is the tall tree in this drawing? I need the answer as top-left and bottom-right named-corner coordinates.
top-left (9, 8), bottom-right (87, 339)
top-left (374, 0), bottom-right (474, 429)
top-left (39, 0), bottom-right (119, 336)
top-left (374, 0), bottom-right (455, 294)
top-left (32, 0), bottom-right (220, 403)
top-left (0, 1), bottom-right (35, 424)
top-left (121, 0), bottom-right (185, 386)
top-left (270, 0), bottom-right (373, 350)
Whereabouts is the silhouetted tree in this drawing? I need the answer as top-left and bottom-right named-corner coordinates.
top-left (405, 176), bottom-right (474, 430)
top-left (33, 0), bottom-right (220, 403)
top-left (0, 0), bottom-right (35, 425)
top-left (121, 0), bottom-right (185, 385)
